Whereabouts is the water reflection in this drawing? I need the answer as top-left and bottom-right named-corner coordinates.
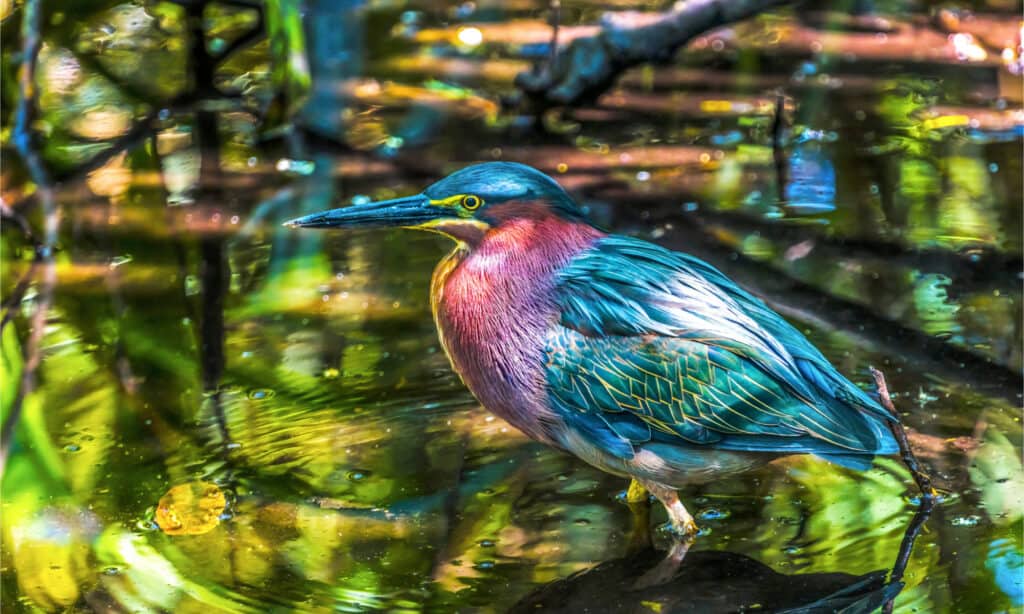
top-left (513, 551), bottom-right (895, 613)
top-left (513, 500), bottom-right (933, 613)
top-left (2, 0), bottom-right (1022, 611)
top-left (783, 133), bottom-right (837, 216)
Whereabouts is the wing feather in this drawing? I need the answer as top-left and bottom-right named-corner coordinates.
top-left (545, 236), bottom-right (898, 458)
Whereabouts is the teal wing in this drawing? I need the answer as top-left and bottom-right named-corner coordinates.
top-left (545, 236), bottom-right (897, 461)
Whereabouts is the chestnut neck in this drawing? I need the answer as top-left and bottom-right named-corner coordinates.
top-left (431, 213), bottom-right (603, 442)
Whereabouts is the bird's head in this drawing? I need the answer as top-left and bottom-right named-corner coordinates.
top-left (284, 162), bottom-right (585, 243)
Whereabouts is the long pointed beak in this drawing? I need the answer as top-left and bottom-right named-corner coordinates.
top-left (283, 194), bottom-right (439, 229)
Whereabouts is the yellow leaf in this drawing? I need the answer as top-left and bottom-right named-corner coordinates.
top-left (155, 482), bottom-right (226, 536)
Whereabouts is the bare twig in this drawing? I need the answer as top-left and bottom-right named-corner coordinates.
top-left (1, 0), bottom-right (60, 476)
top-left (11, 92), bottom-right (259, 214)
top-left (870, 367), bottom-right (937, 501)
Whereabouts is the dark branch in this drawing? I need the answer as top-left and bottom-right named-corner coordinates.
top-left (515, 0), bottom-right (794, 109)
top-left (53, 109), bottom-right (161, 182)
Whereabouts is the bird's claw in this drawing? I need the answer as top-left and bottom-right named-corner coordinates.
top-left (659, 519), bottom-right (700, 540)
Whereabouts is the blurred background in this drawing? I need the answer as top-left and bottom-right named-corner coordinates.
top-left (0, 0), bottom-right (1021, 611)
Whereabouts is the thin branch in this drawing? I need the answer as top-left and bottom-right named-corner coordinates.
top-left (8, 117), bottom-right (159, 215)
top-left (53, 109), bottom-right (161, 182)
top-left (1, 0), bottom-right (60, 476)
top-left (13, 91), bottom-right (263, 214)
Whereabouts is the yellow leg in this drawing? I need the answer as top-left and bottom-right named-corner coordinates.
top-left (626, 478), bottom-right (649, 503)
top-left (625, 479), bottom-right (652, 552)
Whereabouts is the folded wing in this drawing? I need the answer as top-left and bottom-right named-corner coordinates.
top-left (545, 236), bottom-right (897, 462)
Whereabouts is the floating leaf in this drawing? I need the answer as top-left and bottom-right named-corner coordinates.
top-left (155, 482), bottom-right (227, 536)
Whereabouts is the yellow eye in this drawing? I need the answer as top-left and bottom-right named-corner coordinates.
top-left (461, 194), bottom-right (483, 210)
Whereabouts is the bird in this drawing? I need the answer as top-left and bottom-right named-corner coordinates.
top-left (285, 161), bottom-right (933, 538)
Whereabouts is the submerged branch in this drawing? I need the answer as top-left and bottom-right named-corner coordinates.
top-left (515, 0), bottom-right (793, 108)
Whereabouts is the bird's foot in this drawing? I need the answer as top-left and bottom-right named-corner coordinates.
top-left (914, 486), bottom-right (943, 509)
top-left (663, 497), bottom-right (699, 538)
top-left (632, 536), bottom-right (693, 590)
top-left (668, 516), bottom-right (700, 538)
top-left (633, 479), bottom-right (701, 538)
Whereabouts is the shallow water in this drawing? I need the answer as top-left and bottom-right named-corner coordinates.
top-left (2, 2), bottom-right (1022, 612)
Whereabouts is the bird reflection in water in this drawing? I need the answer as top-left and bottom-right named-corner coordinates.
top-left (511, 499), bottom-right (933, 613)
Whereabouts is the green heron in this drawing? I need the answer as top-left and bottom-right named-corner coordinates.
top-left (286, 162), bottom-right (932, 537)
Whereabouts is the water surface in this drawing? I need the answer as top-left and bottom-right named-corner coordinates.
top-left (2, 2), bottom-right (1021, 612)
